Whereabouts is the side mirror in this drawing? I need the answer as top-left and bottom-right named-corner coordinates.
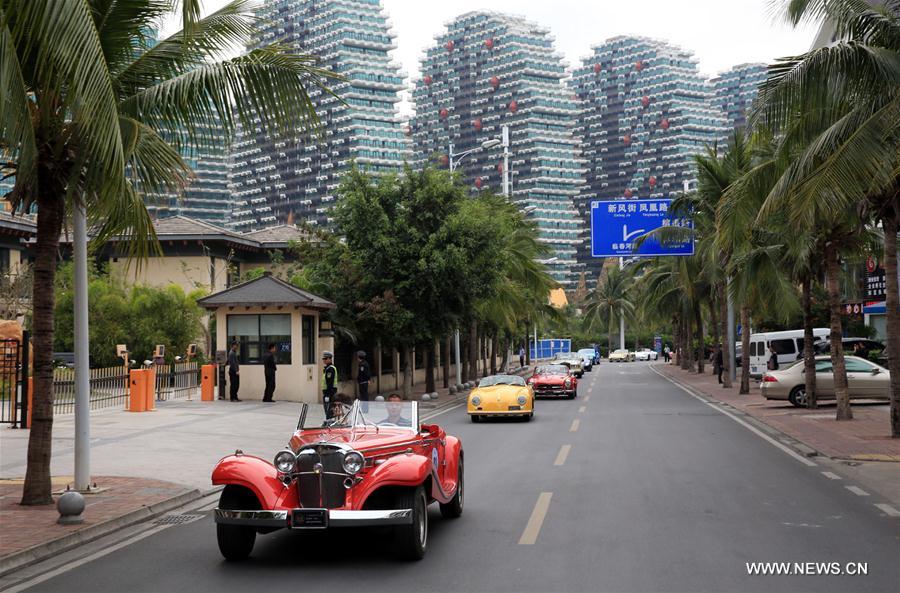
top-left (871, 368), bottom-right (881, 375)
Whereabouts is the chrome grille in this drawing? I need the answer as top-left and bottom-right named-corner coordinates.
top-left (295, 445), bottom-right (347, 509)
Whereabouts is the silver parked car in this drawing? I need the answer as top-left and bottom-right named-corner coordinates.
top-left (760, 355), bottom-right (891, 407)
top-left (552, 352), bottom-right (585, 377)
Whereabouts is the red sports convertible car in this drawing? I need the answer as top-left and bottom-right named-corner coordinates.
top-left (527, 364), bottom-right (578, 399)
top-left (212, 400), bottom-right (463, 561)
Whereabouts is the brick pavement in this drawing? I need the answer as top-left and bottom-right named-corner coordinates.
top-left (654, 362), bottom-right (900, 461)
top-left (0, 476), bottom-right (197, 564)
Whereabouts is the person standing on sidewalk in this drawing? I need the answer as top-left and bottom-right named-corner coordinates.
top-left (356, 350), bottom-right (371, 410)
top-left (228, 341), bottom-right (241, 402)
top-left (322, 351), bottom-right (338, 418)
top-left (714, 344), bottom-right (724, 384)
top-left (262, 343), bottom-right (277, 402)
top-left (768, 344), bottom-right (780, 371)
top-left (519, 345), bottom-right (526, 369)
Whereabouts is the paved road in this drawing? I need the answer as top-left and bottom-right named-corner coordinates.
top-left (12, 363), bottom-right (900, 593)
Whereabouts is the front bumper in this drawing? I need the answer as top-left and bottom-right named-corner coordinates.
top-left (214, 508), bottom-right (413, 529)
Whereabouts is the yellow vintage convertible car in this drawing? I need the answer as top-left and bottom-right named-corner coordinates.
top-left (467, 374), bottom-right (534, 422)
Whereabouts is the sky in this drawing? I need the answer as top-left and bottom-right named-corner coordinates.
top-left (162, 0), bottom-right (820, 117)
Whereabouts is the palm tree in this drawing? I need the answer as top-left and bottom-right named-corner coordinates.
top-left (751, 0), bottom-right (899, 424)
top-left (0, 0), bottom-right (337, 504)
top-left (583, 266), bottom-right (635, 356)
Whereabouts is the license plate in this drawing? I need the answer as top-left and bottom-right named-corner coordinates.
top-left (508, 405), bottom-right (521, 410)
top-left (292, 509), bottom-right (328, 529)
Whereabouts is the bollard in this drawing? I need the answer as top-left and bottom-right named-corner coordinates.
top-left (144, 366), bottom-right (156, 411)
top-left (57, 491), bottom-right (85, 525)
top-left (201, 364), bottom-right (215, 402)
top-left (129, 369), bottom-right (147, 412)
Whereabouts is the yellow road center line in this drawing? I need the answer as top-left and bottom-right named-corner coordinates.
top-left (570, 419), bottom-right (580, 432)
top-left (518, 492), bottom-right (553, 545)
top-left (554, 444), bottom-right (571, 466)
top-left (578, 405), bottom-right (586, 413)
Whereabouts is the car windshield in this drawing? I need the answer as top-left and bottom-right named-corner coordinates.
top-left (297, 400), bottom-right (419, 431)
top-left (536, 365), bottom-right (569, 375)
top-left (554, 353), bottom-right (573, 360)
top-left (479, 375), bottom-right (526, 387)
top-left (577, 349), bottom-right (594, 356)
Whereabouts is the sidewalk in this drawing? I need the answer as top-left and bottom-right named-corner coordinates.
top-left (653, 362), bottom-right (900, 461)
top-left (0, 365), bottom-right (512, 574)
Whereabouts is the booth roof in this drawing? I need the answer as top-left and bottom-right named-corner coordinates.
top-left (197, 273), bottom-right (335, 311)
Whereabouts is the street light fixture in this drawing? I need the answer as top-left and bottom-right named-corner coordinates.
top-left (522, 205), bottom-right (537, 213)
top-left (538, 257), bottom-right (558, 265)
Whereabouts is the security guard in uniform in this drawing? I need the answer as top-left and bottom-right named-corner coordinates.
top-left (321, 351), bottom-right (338, 419)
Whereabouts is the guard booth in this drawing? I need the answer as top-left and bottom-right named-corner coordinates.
top-left (197, 273), bottom-right (335, 403)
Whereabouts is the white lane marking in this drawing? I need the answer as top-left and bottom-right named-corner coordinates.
top-left (519, 492), bottom-right (553, 545)
top-left (846, 486), bottom-right (870, 497)
top-left (874, 503), bottom-right (900, 517)
top-left (554, 445), bottom-right (571, 466)
top-left (821, 471), bottom-right (842, 480)
top-left (648, 365), bottom-right (817, 467)
top-left (584, 395), bottom-right (591, 402)
top-left (578, 406), bottom-right (586, 413)
top-left (2, 524), bottom-right (172, 593)
top-left (570, 419), bottom-right (580, 432)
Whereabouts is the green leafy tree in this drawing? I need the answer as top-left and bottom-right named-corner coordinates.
top-left (1, 0), bottom-right (337, 504)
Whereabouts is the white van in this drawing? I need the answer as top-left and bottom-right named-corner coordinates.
top-left (748, 329), bottom-right (830, 378)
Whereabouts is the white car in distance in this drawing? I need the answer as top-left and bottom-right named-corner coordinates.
top-left (634, 348), bottom-right (658, 361)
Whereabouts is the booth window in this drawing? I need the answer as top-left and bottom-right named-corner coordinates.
top-left (227, 314), bottom-right (291, 364)
top-left (302, 315), bottom-right (316, 364)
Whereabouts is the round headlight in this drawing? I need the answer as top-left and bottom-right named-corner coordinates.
top-left (564, 378), bottom-right (572, 388)
top-left (517, 395), bottom-right (527, 405)
top-left (274, 450), bottom-right (296, 473)
top-left (342, 451), bottom-right (364, 474)
top-left (471, 395), bottom-right (482, 406)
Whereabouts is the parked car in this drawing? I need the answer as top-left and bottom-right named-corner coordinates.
top-left (212, 399), bottom-right (463, 561)
top-left (468, 374), bottom-right (534, 422)
top-left (634, 348), bottom-right (658, 361)
top-left (609, 348), bottom-right (634, 362)
top-left (552, 352), bottom-right (585, 377)
top-left (748, 329), bottom-right (830, 377)
top-left (577, 347), bottom-right (600, 367)
top-left (527, 364), bottom-right (577, 399)
top-left (760, 355), bottom-right (890, 407)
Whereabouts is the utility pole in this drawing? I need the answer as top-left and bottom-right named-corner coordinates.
top-left (73, 204), bottom-right (91, 491)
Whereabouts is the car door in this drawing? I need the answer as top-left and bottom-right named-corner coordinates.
top-left (844, 357), bottom-right (882, 398)
top-left (815, 360), bottom-right (836, 397)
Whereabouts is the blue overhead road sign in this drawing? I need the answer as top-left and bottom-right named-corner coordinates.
top-left (590, 199), bottom-right (694, 257)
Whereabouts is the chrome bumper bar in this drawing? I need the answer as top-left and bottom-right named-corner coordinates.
top-left (214, 508), bottom-right (413, 528)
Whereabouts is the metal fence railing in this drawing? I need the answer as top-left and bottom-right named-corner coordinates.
top-left (154, 362), bottom-right (198, 401)
top-left (52, 366), bottom-right (130, 414)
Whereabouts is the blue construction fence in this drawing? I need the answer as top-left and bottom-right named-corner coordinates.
top-left (530, 339), bottom-right (571, 360)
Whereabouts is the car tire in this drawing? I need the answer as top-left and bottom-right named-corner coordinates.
top-left (470, 414), bottom-right (480, 423)
top-left (521, 413), bottom-right (532, 422)
top-left (216, 486), bottom-right (259, 562)
top-left (439, 457), bottom-right (464, 519)
top-left (394, 486), bottom-right (428, 560)
top-left (788, 386), bottom-right (808, 408)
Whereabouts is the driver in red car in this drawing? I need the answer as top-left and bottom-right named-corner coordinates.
top-left (380, 393), bottom-right (412, 427)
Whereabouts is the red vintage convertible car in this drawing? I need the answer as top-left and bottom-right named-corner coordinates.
top-left (527, 364), bottom-right (578, 399)
top-left (212, 400), bottom-right (463, 561)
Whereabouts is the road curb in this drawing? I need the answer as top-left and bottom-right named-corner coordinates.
top-left (649, 364), bottom-right (824, 460)
top-left (0, 486), bottom-right (206, 578)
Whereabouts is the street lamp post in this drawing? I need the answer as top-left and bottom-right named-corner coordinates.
top-left (73, 204), bottom-right (90, 492)
top-left (449, 136), bottom-right (502, 387)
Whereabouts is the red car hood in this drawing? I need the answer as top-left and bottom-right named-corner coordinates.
top-left (529, 374), bottom-right (570, 385)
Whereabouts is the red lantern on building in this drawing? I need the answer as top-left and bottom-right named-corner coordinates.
top-left (624, 189), bottom-right (633, 198)
top-left (593, 63), bottom-right (601, 74)
top-left (439, 155), bottom-right (449, 166)
top-left (439, 108), bottom-right (449, 119)
top-left (423, 75), bottom-right (432, 85)
top-left (446, 40), bottom-right (455, 52)
top-left (473, 118), bottom-right (483, 131)
top-left (404, 126), bottom-right (412, 137)
top-left (490, 76), bottom-right (500, 89)
top-left (623, 134), bottom-right (632, 145)
top-left (475, 177), bottom-right (483, 189)
top-left (660, 118), bottom-right (670, 130)
top-left (508, 100), bottom-right (518, 113)
top-left (497, 162), bottom-right (504, 173)
top-left (641, 95), bottom-right (650, 107)
top-left (485, 38), bottom-right (494, 50)
top-left (635, 61), bottom-right (643, 72)
top-left (649, 176), bottom-right (657, 187)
